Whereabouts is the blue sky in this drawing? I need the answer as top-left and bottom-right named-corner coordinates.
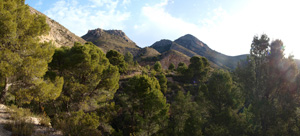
top-left (26, 0), bottom-right (300, 58)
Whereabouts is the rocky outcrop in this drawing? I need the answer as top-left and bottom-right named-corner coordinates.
top-left (29, 7), bottom-right (86, 47)
top-left (82, 28), bottom-right (140, 55)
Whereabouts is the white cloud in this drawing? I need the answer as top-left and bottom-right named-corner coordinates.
top-left (122, 0), bottom-right (131, 5)
top-left (201, 0), bottom-right (300, 57)
top-left (45, 0), bottom-right (130, 36)
top-left (132, 0), bottom-right (204, 46)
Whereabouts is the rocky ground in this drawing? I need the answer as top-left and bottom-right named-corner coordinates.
top-left (0, 104), bottom-right (62, 136)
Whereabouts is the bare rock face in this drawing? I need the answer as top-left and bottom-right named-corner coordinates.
top-left (105, 30), bottom-right (134, 43)
top-left (29, 7), bottom-right (86, 47)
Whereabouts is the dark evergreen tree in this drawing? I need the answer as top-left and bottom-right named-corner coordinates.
top-left (115, 75), bottom-right (169, 136)
top-left (106, 50), bottom-right (128, 73)
top-left (48, 42), bottom-right (119, 112)
top-left (168, 91), bottom-right (203, 136)
top-left (188, 56), bottom-right (210, 83)
top-left (168, 63), bottom-right (175, 71)
top-left (157, 73), bottom-right (168, 94)
top-left (0, 0), bottom-right (63, 104)
top-left (235, 34), bottom-right (300, 135)
top-left (154, 61), bottom-right (162, 73)
top-left (124, 51), bottom-right (134, 65)
top-left (176, 62), bottom-right (188, 75)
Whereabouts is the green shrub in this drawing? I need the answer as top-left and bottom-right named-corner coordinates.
top-left (54, 110), bottom-right (101, 136)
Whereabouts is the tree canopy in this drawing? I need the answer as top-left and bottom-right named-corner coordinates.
top-left (48, 42), bottom-right (119, 112)
top-left (0, 0), bottom-right (63, 104)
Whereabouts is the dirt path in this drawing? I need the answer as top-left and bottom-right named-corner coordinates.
top-left (0, 104), bottom-right (12, 136)
top-left (0, 104), bottom-right (62, 136)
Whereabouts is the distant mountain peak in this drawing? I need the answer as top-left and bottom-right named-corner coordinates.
top-left (82, 28), bottom-right (139, 55)
top-left (85, 28), bottom-right (134, 43)
top-left (152, 39), bottom-right (173, 46)
top-left (175, 34), bottom-right (207, 49)
top-left (181, 34), bottom-right (198, 39)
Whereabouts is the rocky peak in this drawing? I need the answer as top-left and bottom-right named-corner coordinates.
top-left (175, 34), bottom-right (207, 48)
top-left (86, 28), bottom-right (105, 37)
top-left (84, 28), bottom-right (134, 43)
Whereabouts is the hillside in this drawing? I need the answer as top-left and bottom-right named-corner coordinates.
top-left (151, 34), bottom-right (248, 69)
top-left (29, 7), bottom-right (86, 47)
top-left (82, 28), bottom-right (140, 55)
top-left (136, 47), bottom-right (161, 59)
top-left (160, 50), bottom-right (191, 69)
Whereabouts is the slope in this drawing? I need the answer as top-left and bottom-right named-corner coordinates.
top-left (29, 7), bottom-right (86, 47)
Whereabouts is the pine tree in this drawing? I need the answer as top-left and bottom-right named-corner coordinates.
top-left (176, 62), bottom-right (188, 75)
top-left (116, 75), bottom-right (169, 136)
top-left (48, 42), bottom-right (119, 112)
top-left (204, 70), bottom-right (241, 135)
top-left (124, 51), bottom-right (134, 65)
top-left (154, 61), bottom-right (162, 73)
top-left (235, 34), bottom-right (300, 135)
top-left (106, 50), bottom-right (128, 73)
top-left (188, 56), bottom-right (210, 83)
top-left (168, 91), bottom-right (203, 136)
top-left (168, 63), bottom-right (175, 71)
top-left (0, 0), bottom-right (63, 104)
top-left (157, 73), bottom-right (168, 94)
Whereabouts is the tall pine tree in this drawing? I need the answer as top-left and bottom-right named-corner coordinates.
top-left (0, 0), bottom-right (63, 104)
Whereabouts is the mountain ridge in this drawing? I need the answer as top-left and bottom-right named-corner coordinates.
top-left (29, 6), bottom-right (86, 47)
top-left (151, 34), bottom-right (248, 69)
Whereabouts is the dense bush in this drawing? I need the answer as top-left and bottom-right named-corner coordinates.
top-left (53, 110), bottom-right (101, 136)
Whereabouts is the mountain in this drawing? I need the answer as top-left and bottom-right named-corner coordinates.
top-left (29, 7), bottom-right (86, 47)
top-left (29, 6), bottom-right (246, 70)
top-left (151, 34), bottom-right (248, 69)
top-left (82, 28), bottom-right (140, 55)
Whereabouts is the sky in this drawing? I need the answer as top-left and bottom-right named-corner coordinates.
top-left (26, 0), bottom-right (300, 58)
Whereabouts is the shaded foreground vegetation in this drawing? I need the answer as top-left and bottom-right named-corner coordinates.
top-left (1, 0), bottom-right (300, 136)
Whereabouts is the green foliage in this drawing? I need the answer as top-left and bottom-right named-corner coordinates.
top-left (188, 56), bottom-right (210, 83)
top-left (150, 69), bottom-right (157, 77)
top-left (203, 70), bottom-right (243, 135)
top-left (154, 61), bottom-right (162, 73)
top-left (157, 73), bottom-right (168, 94)
top-left (54, 110), bottom-right (101, 136)
top-left (168, 91), bottom-right (203, 136)
top-left (106, 50), bottom-right (128, 73)
top-left (0, 0), bottom-right (63, 104)
top-left (145, 65), bottom-right (150, 70)
top-left (235, 34), bottom-right (300, 135)
top-left (176, 62), bottom-right (188, 75)
top-left (124, 51), bottom-right (134, 65)
top-left (48, 42), bottom-right (119, 112)
top-left (168, 63), bottom-right (175, 71)
top-left (115, 75), bottom-right (169, 136)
